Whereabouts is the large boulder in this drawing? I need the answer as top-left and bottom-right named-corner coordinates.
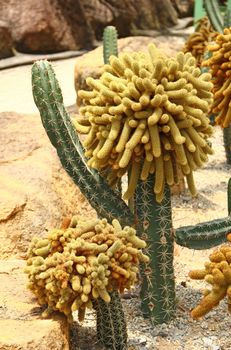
top-left (0, 260), bottom-right (69, 350)
top-left (0, 0), bottom-right (94, 53)
top-left (0, 112), bottom-right (94, 259)
top-left (0, 20), bottom-right (13, 58)
top-left (0, 0), bottom-right (178, 54)
top-left (171, 0), bottom-right (194, 18)
top-left (82, 0), bottom-right (178, 38)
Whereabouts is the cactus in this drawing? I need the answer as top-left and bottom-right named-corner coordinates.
top-left (103, 26), bottom-right (118, 65)
top-left (76, 45), bottom-right (214, 202)
top-left (32, 57), bottom-right (231, 328)
top-left (204, 0), bottom-right (223, 33)
top-left (182, 17), bottom-right (217, 67)
top-left (25, 216), bottom-right (148, 329)
top-left (94, 290), bottom-right (127, 350)
top-left (32, 60), bottom-right (133, 227)
top-left (202, 0), bottom-right (231, 164)
top-left (136, 180), bottom-right (175, 323)
top-left (189, 236), bottom-right (231, 318)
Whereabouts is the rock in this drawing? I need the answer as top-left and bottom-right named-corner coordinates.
top-left (171, 0), bottom-right (194, 18)
top-left (0, 21), bottom-right (13, 58)
top-left (0, 260), bottom-right (69, 350)
top-left (0, 112), bottom-right (94, 259)
top-left (74, 35), bottom-right (185, 98)
top-left (0, 0), bottom-right (94, 53)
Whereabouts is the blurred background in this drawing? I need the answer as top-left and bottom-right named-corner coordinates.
top-left (0, 0), bottom-right (194, 57)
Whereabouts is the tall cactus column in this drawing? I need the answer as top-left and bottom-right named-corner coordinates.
top-left (135, 178), bottom-right (175, 324)
top-left (94, 290), bottom-right (127, 350)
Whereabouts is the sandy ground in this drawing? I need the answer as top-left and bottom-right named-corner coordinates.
top-left (0, 58), bottom-right (77, 114)
top-left (1, 58), bottom-right (231, 350)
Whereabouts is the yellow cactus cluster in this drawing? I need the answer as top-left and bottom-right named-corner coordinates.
top-left (25, 216), bottom-right (149, 322)
top-left (204, 27), bottom-right (231, 127)
top-left (183, 17), bottom-right (217, 67)
top-left (74, 43), bottom-right (213, 202)
top-left (189, 240), bottom-right (231, 319)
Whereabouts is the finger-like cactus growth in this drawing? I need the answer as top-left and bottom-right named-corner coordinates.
top-left (189, 236), bottom-right (231, 319)
top-left (203, 27), bottom-right (231, 128)
top-left (183, 17), bottom-right (217, 67)
top-left (25, 217), bottom-right (149, 325)
top-left (202, 3), bottom-right (231, 163)
top-left (76, 44), bottom-right (214, 203)
top-left (103, 26), bottom-right (118, 65)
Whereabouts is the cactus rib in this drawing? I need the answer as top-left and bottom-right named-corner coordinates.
top-left (175, 216), bottom-right (231, 249)
top-left (32, 60), bottom-right (134, 226)
top-left (94, 290), bottom-right (127, 350)
top-left (135, 177), bottom-right (176, 324)
top-left (204, 0), bottom-right (223, 32)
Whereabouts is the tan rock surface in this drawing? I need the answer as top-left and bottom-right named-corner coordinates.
top-left (0, 260), bottom-right (69, 350)
top-left (0, 111), bottom-right (94, 259)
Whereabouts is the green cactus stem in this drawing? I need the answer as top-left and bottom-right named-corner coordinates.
top-left (175, 216), bottom-right (231, 249)
top-left (194, 0), bottom-right (206, 23)
top-left (103, 26), bottom-right (118, 64)
top-left (94, 290), bottom-right (127, 350)
top-left (135, 178), bottom-right (175, 324)
top-left (32, 60), bottom-right (133, 227)
top-left (175, 178), bottom-right (231, 248)
top-left (204, 0), bottom-right (223, 32)
top-left (32, 60), bottom-right (129, 350)
top-left (223, 126), bottom-right (231, 165)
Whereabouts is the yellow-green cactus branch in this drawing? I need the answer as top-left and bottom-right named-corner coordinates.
top-left (25, 217), bottom-right (149, 323)
top-left (75, 44), bottom-right (214, 203)
top-left (189, 239), bottom-right (231, 319)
